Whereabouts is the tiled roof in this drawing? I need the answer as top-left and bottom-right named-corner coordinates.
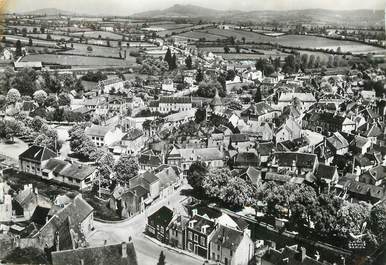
top-left (19, 145), bottom-right (57, 162)
top-left (59, 163), bottom-right (96, 180)
top-left (148, 206), bottom-right (173, 227)
top-left (44, 159), bottom-right (69, 175)
top-left (315, 164), bottom-right (337, 180)
top-left (138, 154), bottom-right (162, 166)
top-left (51, 242), bottom-right (138, 265)
top-left (241, 102), bottom-right (276, 117)
top-left (211, 225), bottom-right (244, 251)
top-left (85, 125), bottom-right (113, 137)
top-left (123, 128), bottom-right (143, 141)
top-left (279, 92), bottom-right (316, 102)
top-left (327, 132), bottom-right (349, 150)
top-left (275, 152), bottom-right (317, 168)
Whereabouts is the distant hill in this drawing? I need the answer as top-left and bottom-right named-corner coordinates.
top-left (132, 5), bottom-right (384, 27)
top-left (22, 8), bottom-right (76, 16)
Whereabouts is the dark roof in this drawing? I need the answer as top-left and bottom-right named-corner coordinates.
top-left (51, 242), bottom-right (138, 265)
top-left (123, 128), bottom-right (143, 141)
top-left (241, 102), bottom-right (276, 117)
top-left (59, 163), bottom-right (96, 180)
top-left (148, 206), bottom-right (173, 227)
top-left (275, 152), bottom-right (317, 169)
top-left (315, 164), bottom-right (337, 180)
top-left (142, 171), bottom-right (159, 184)
top-left (138, 154), bottom-right (162, 167)
top-left (303, 112), bottom-right (348, 126)
top-left (239, 167), bottom-right (260, 185)
top-left (263, 245), bottom-right (328, 265)
top-left (210, 225), bottom-right (244, 251)
top-left (44, 159), bottom-right (69, 175)
top-left (230, 134), bottom-right (250, 143)
top-left (344, 180), bottom-right (385, 200)
top-left (129, 185), bottom-right (149, 198)
top-left (258, 142), bottom-right (275, 156)
top-left (188, 214), bottom-right (216, 235)
top-left (19, 145), bottom-right (57, 162)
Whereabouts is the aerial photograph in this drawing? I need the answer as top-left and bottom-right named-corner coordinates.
top-left (0, 0), bottom-right (385, 264)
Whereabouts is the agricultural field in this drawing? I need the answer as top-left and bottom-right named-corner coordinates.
top-left (3, 35), bottom-right (58, 47)
top-left (178, 30), bottom-right (227, 41)
top-left (71, 30), bottom-right (123, 40)
top-left (145, 23), bottom-right (193, 30)
top-left (21, 54), bottom-right (136, 67)
top-left (61, 43), bottom-right (133, 58)
top-left (179, 28), bottom-right (386, 54)
top-left (27, 33), bottom-right (81, 42)
top-left (157, 24), bottom-right (212, 37)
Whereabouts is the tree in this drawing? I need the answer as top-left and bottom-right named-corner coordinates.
top-left (58, 93), bottom-right (71, 106)
top-left (300, 54), bottom-right (309, 68)
top-left (46, 34), bottom-right (52, 40)
top-left (12, 68), bottom-right (38, 96)
top-left (368, 205), bottom-right (386, 243)
top-left (87, 46), bottom-right (93, 52)
top-left (164, 48), bottom-right (172, 69)
top-left (194, 107), bottom-right (206, 123)
top-left (93, 149), bottom-right (115, 189)
top-left (171, 54), bottom-right (177, 70)
top-left (185, 55), bottom-right (192, 69)
top-left (45, 94), bottom-right (58, 108)
top-left (254, 86), bottom-right (262, 103)
top-left (6, 88), bottom-right (21, 104)
top-left (224, 46), bottom-right (230, 53)
top-left (187, 161), bottom-right (208, 191)
top-left (157, 251), bottom-right (165, 265)
top-left (33, 90), bottom-right (48, 106)
top-left (15, 40), bottom-right (22, 57)
top-left (308, 54), bottom-right (315, 68)
top-left (282, 55), bottom-right (297, 74)
top-left (28, 37), bottom-right (33, 46)
top-left (197, 80), bottom-right (225, 98)
top-left (226, 70), bottom-right (236, 81)
top-left (335, 201), bottom-right (370, 238)
top-left (202, 168), bottom-right (231, 199)
top-left (114, 154), bottom-right (139, 185)
top-left (31, 116), bottom-right (45, 132)
top-left (69, 124), bottom-right (96, 160)
top-left (195, 69), bottom-right (204, 83)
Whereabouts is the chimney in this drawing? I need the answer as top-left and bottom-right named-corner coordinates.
top-left (243, 228), bottom-right (251, 237)
top-left (121, 242), bottom-right (127, 258)
top-left (34, 187), bottom-right (38, 195)
top-left (80, 259), bottom-right (84, 265)
top-left (192, 208), bottom-right (197, 216)
top-left (300, 247), bottom-right (306, 262)
top-left (104, 240), bottom-right (107, 246)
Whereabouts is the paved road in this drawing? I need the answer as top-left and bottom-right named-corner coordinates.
top-left (88, 184), bottom-right (204, 265)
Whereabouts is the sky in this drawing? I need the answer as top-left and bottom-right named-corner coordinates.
top-left (6, 0), bottom-right (386, 15)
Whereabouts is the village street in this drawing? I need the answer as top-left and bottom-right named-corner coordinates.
top-left (87, 184), bottom-right (204, 265)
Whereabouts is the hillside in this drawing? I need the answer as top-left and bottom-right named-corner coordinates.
top-left (22, 8), bottom-right (76, 16)
top-left (132, 5), bottom-right (384, 27)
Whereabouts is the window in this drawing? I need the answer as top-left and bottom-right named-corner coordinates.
top-left (200, 236), bottom-right (205, 246)
top-left (194, 234), bottom-right (198, 243)
top-left (188, 231), bottom-right (193, 240)
top-left (230, 250), bottom-right (233, 257)
top-left (217, 244), bottom-right (220, 251)
top-left (188, 242), bottom-right (193, 251)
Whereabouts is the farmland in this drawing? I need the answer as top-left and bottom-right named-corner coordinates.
top-left (21, 54), bottom-right (136, 67)
top-left (157, 24), bottom-right (212, 37)
top-left (177, 28), bottom-right (386, 54)
top-left (71, 31), bottom-right (124, 40)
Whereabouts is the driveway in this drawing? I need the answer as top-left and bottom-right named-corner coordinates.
top-left (0, 138), bottom-right (28, 160)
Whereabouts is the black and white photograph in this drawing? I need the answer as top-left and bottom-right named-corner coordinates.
top-left (0, 0), bottom-right (386, 264)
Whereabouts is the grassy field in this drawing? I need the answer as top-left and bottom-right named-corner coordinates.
top-left (71, 30), bottom-right (123, 40)
top-left (3, 35), bottom-right (58, 47)
top-left (21, 54), bottom-right (136, 67)
top-left (61, 43), bottom-right (133, 57)
top-left (178, 28), bottom-right (386, 54)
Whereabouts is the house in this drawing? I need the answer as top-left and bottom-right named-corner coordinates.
top-left (260, 245), bottom-right (330, 265)
top-left (339, 179), bottom-right (385, 203)
top-left (167, 147), bottom-right (224, 174)
top-left (32, 194), bottom-right (94, 250)
top-left (315, 164), bottom-right (339, 187)
top-left (210, 90), bottom-right (225, 114)
top-left (98, 78), bottom-right (125, 94)
top-left (240, 102), bottom-right (280, 123)
top-left (147, 206), bottom-right (174, 243)
top-left (358, 165), bottom-right (386, 186)
top-left (155, 165), bottom-right (181, 197)
top-left (57, 163), bottom-right (97, 189)
top-left (277, 93), bottom-right (316, 111)
top-left (272, 152), bottom-right (318, 175)
top-left (150, 97), bottom-right (192, 114)
top-left (119, 128), bottom-right (145, 155)
top-left (229, 134), bottom-right (254, 152)
top-left (85, 125), bottom-right (125, 147)
top-left (232, 152), bottom-right (260, 169)
top-left (0, 182), bottom-right (12, 222)
top-left (162, 79), bottom-right (175, 93)
top-left (129, 171), bottom-right (160, 199)
top-left (238, 166), bottom-right (261, 186)
top-left (109, 185), bottom-right (147, 218)
top-left (185, 212), bottom-right (216, 259)
top-left (138, 153), bottom-right (163, 171)
top-left (19, 145), bottom-right (57, 177)
top-left (275, 117), bottom-right (302, 143)
top-left (302, 112), bottom-right (355, 135)
top-left (168, 214), bottom-right (190, 249)
top-left (52, 241), bottom-right (138, 265)
top-left (326, 132), bottom-right (349, 156)
top-left (209, 225), bottom-right (254, 265)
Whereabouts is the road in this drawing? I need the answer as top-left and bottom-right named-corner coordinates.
top-left (87, 184), bottom-right (204, 265)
